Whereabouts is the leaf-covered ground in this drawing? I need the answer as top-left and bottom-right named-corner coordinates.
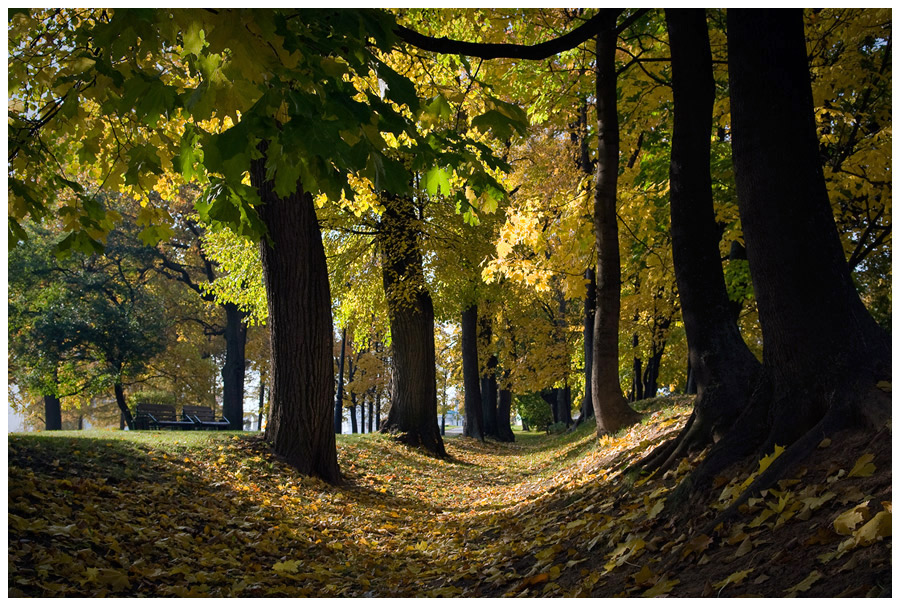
top-left (8, 396), bottom-right (891, 597)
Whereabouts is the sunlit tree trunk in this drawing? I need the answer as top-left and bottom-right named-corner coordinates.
top-left (379, 194), bottom-right (446, 457)
top-left (579, 268), bottom-right (596, 422)
top-left (252, 147), bottom-right (340, 484)
top-left (590, 28), bottom-right (640, 434)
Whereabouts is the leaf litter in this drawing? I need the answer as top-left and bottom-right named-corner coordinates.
top-left (8, 396), bottom-right (891, 597)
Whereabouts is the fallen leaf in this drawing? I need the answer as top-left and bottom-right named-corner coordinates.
top-left (847, 454), bottom-right (876, 478)
top-left (785, 570), bottom-right (822, 596)
top-left (713, 568), bottom-right (754, 590)
top-left (643, 576), bottom-right (679, 597)
top-left (834, 502), bottom-right (872, 535)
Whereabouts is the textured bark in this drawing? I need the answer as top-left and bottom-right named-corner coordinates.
top-left (113, 383), bottom-right (135, 430)
top-left (461, 304), bottom-right (484, 441)
top-left (497, 389), bottom-right (516, 442)
top-left (43, 394), bottom-right (62, 431)
top-left (379, 194), bottom-right (446, 457)
top-left (642, 10), bottom-right (763, 474)
top-left (677, 10), bottom-right (891, 495)
top-left (590, 28), bottom-right (641, 434)
top-left (334, 327), bottom-right (347, 434)
top-left (727, 9), bottom-right (890, 439)
top-left (221, 302), bottom-right (247, 430)
top-left (252, 147), bottom-right (340, 484)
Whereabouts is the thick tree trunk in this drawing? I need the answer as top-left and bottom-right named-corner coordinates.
top-left (221, 302), bottom-right (247, 430)
top-left (639, 10), bottom-right (764, 475)
top-left (726, 9), bottom-right (891, 445)
top-left (461, 304), bottom-right (484, 440)
top-left (43, 394), bottom-right (62, 431)
top-left (334, 326), bottom-right (347, 434)
top-left (252, 148), bottom-right (340, 484)
top-left (675, 11), bottom-right (891, 500)
top-left (497, 388), bottom-right (515, 442)
top-left (113, 383), bottom-right (135, 430)
top-left (378, 194), bottom-right (446, 457)
top-left (591, 28), bottom-right (641, 434)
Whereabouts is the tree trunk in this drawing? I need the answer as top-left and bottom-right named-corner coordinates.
top-left (579, 267), bottom-right (596, 421)
top-left (638, 10), bottom-right (765, 475)
top-left (113, 383), bottom-right (135, 430)
top-left (368, 400), bottom-right (374, 433)
top-left (461, 304), bottom-right (484, 440)
top-left (334, 326), bottom-right (347, 434)
top-left (258, 375), bottom-right (265, 431)
top-left (497, 388), bottom-right (515, 442)
top-left (726, 9), bottom-right (890, 446)
top-left (378, 194), bottom-right (446, 457)
top-left (591, 28), bottom-right (641, 434)
top-left (375, 391), bottom-right (381, 432)
top-left (359, 395), bottom-right (365, 433)
top-left (642, 346), bottom-right (663, 400)
top-left (43, 394), bottom-right (62, 431)
top-left (349, 396), bottom-right (358, 434)
top-left (252, 146), bottom-right (340, 484)
top-left (480, 314), bottom-right (499, 438)
top-left (631, 333), bottom-right (643, 402)
top-left (222, 302), bottom-right (247, 430)
top-left (676, 10), bottom-right (891, 499)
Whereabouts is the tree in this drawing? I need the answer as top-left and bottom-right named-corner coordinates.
top-left (8, 222), bottom-right (168, 430)
top-left (589, 24), bottom-right (642, 434)
top-left (461, 305), bottom-right (485, 440)
top-left (639, 9), bottom-right (762, 473)
top-left (684, 9), bottom-right (891, 498)
top-left (378, 193), bottom-right (446, 456)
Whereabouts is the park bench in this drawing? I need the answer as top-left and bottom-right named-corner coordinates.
top-left (183, 405), bottom-right (231, 430)
top-left (134, 403), bottom-right (195, 430)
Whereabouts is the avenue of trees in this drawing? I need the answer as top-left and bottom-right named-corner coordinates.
top-left (9, 9), bottom-right (891, 495)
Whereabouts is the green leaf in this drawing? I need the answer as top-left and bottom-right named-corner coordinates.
top-left (471, 109), bottom-right (527, 140)
top-left (424, 167), bottom-right (450, 196)
top-left (375, 61), bottom-right (419, 111)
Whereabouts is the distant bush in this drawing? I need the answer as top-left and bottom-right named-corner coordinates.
top-left (131, 390), bottom-right (176, 406)
top-left (515, 393), bottom-right (553, 430)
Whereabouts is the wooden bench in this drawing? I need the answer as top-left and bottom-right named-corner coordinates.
top-left (134, 403), bottom-right (195, 430)
top-left (183, 405), bottom-right (230, 430)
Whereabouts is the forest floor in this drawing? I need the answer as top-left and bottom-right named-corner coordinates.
top-left (8, 395), bottom-right (892, 597)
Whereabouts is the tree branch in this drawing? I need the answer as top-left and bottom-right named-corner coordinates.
top-left (395, 10), bottom-right (623, 60)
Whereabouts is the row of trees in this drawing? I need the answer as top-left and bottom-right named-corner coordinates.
top-left (9, 9), bottom-right (890, 494)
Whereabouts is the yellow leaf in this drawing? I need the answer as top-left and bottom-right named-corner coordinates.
top-left (852, 509), bottom-right (891, 547)
top-left (273, 560), bottom-right (301, 573)
top-left (847, 453), bottom-right (876, 478)
top-left (632, 565), bottom-right (655, 586)
top-left (757, 445), bottom-right (785, 474)
top-left (643, 576), bottom-right (679, 597)
top-left (785, 570), bottom-right (822, 595)
top-left (647, 498), bottom-right (665, 520)
top-left (834, 503), bottom-right (871, 535)
top-left (713, 568), bottom-right (754, 589)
